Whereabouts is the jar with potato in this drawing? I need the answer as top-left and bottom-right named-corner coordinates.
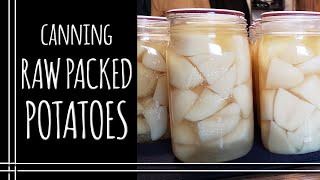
top-left (166, 9), bottom-right (254, 162)
top-left (258, 11), bottom-right (320, 154)
top-left (251, 19), bottom-right (262, 127)
top-left (137, 16), bottom-right (170, 143)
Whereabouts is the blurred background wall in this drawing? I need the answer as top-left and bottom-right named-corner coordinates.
top-left (137, 0), bottom-right (320, 24)
top-left (296, 0), bottom-right (320, 11)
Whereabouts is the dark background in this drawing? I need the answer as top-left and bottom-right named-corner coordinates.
top-left (2, 0), bottom-right (9, 164)
top-left (11, 0), bottom-right (137, 178)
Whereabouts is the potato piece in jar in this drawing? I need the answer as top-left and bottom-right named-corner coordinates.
top-left (260, 90), bottom-right (276, 121)
top-left (221, 115), bottom-right (253, 149)
top-left (142, 47), bottom-right (166, 72)
top-left (142, 101), bottom-right (168, 141)
top-left (300, 137), bottom-right (320, 154)
top-left (172, 143), bottom-right (198, 162)
top-left (266, 59), bottom-right (304, 89)
top-left (171, 89), bottom-right (199, 122)
top-left (144, 41), bottom-right (168, 58)
top-left (137, 41), bottom-right (147, 61)
top-left (299, 109), bottom-right (320, 153)
top-left (197, 103), bottom-right (241, 143)
top-left (296, 56), bottom-right (320, 75)
top-left (185, 88), bottom-right (228, 122)
top-left (198, 115), bottom-right (253, 163)
top-left (137, 116), bottom-right (150, 135)
top-left (189, 52), bottom-right (235, 85)
top-left (268, 121), bottom-right (297, 154)
top-left (264, 36), bottom-right (314, 65)
top-left (140, 96), bottom-right (153, 107)
top-left (208, 64), bottom-right (237, 98)
top-left (260, 120), bottom-right (271, 148)
top-left (233, 84), bottom-right (253, 119)
top-left (288, 109), bottom-right (320, 153)
top-left (274, 89), bottom-right (315, 131)
top-left (153, 75), bottom-right (169, 107)
top-left (137, 63), bottom-right (159, 98)
top-left (287, 121), bottom-right (313, 152)
top-left (137, 102), bottom-right (144, 115)
top-left (167, 51), bottom-right (204, 89)
top-left (291, 75), bottom-right (320, 109)
top-left (231, 35), bottom-right (251, 85)
top-left (172, 120), bottom-right (199, 145)
top-left (171, 34), bottom-right (212, 56)
top-left (310, 109), bottom-right (320, 129)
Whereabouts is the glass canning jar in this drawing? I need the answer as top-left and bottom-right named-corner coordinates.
top-left (251, 18), bottom-right (262, 127)
top-left (249, 22), bottom-right (256, 44)
top-left (258, 11), bottom-right (320, 154)
top-left (166, 8), bottom-right (254, 162)
top-left (137, 16), bottom-right (170, 143)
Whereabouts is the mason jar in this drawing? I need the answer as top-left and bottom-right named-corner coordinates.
top-left (166, 8), bottom-right (254, 162)
top-left (251, 19), bottom-right (262, 127)
top-left (258, 11), bottom-right (320, 154)
top-left (137, 16), bottom-right (170, 143)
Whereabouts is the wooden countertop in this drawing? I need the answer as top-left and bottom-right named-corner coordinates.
top-left (225, 166), bottom-right (320, 180)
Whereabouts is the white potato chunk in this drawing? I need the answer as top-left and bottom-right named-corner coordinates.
top-left (300, 137), bottom-right (320, 154)
top-left (142, 101), bottom-right (168, 141)
top-left (144, 41), bottom-right (167, 58)
top-left (274, 89), bottom-right (315, 131)
top-left (222, 116), bottom-right (253, 149)
top-left (266, 59), bottom-right (304, 89)
top-left (167, 51), bottom-right (204, 89)
top-left (268, 39), bottom-right (313, 64)
top-left (200, 115), bottom-right (253, 162)
top-left (142, 47), bottom-right (166, 72)
top-left (197, 103), bottom-right (241, 143)
top-left (137, 63), bottom-right (159, 98)
top-left (232, 35), bottom-right (251, 85)
top-left (172, 89), bottom-right (199, 122)
top-left (208, 64), bottom-right (237, 98)
top-left (189, 52), bottom-right (235, 84)
top-left (300, 109), bottom-right (320, 153)
top-left (296, 56), bottom-right (320, 75)
top-left (287, 121), bottom-right (313, 152)
top-left (310, 109), bottom-right (320, 129)
top-left (172, 120), bottom-right (199, 145)
top-left (137, 116), bottom-right (150, 135)
top-left (137, 41), bottom-right (146, 60)
top-left (172, 143), bottom-right (197, 162)
top-left (198, 142), bottom-right (246, 162)
top-left (288, 109), bottom-right (320, 153)
top-left (185, 88), bottom-right (228, 122)
top-left (153, 75), bottom-right (169, 107)
top-left (260, 120), bottom-right (271, 148)
top-left (260, 90), bottom-right (276, 120)
top-left (137, 102), bottom-right (144, 115)
top-left (268, 121), bottom-right (297, 154)
top-left (171, 35), bottom-right (212, 56)
top-left (233, 84), bottom-right (253, 119)
top-left (140, 96), bottom-right (153, 107)
top-left (291, 75), bottom-right (320, 109)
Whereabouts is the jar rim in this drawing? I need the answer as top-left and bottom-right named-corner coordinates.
top-left (253, 18), bottom-right (261, 23)
top-left (261, 11), bottom-right (320, 18)
top-left (137, 15), bottom-right (167, 21)
top-left (167, 8), bottom-right (244, 17)
top-left (251, 18), bottom-right (261, 27)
